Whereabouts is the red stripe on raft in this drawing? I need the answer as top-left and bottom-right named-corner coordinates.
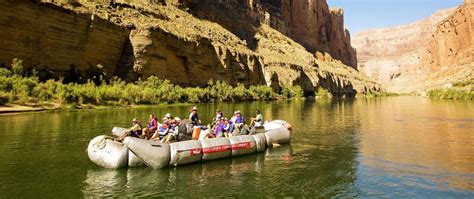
top-left (177, 148), bottom-right (202, 155)
top-left (231, 142), bottom-right (251, 150)
top-left (190, 148), bottom-right (202, 155)
top-left (202, 145), bottom-right (231, 154)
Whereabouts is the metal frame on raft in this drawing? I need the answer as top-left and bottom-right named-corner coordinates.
top-left (87, 120), bottom-right (292, 169)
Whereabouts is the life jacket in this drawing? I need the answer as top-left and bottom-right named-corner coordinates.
top-left (215, 123), bottom-right (225, 133)
top-left (236, 116), bottom-right (245, 124)
top-left (148, 118), bottom-right (157, 129)
top-left (130, 124), bottom-right (142, 137)
top-left (190, 113), bottom-right (199, 124)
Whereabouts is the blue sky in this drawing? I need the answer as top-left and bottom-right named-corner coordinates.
top-left (327, 0), bottom-right (464, 34)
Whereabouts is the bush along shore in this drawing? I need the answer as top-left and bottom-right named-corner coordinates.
top-left (0, 61), bottom-right (304, 110)
top-left (427, 79), bottom-right (474, 101)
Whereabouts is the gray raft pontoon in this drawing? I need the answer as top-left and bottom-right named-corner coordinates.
top-left (87, 120), bottom-right (292, 169)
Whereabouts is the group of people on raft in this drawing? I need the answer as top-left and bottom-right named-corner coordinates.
top-left (120, 106), bottom-right (265, 143)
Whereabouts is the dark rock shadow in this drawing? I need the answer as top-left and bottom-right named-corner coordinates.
top-left (317, 73), bottom-right (357, 98)
top-left (182, 0), bottom-right (261, 51)
top-left (115, 35), bottom-right (139, 82)
top-left (292, 69), bottom-right (316, 97)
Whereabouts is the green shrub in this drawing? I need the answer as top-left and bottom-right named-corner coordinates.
top-left (0, 68), bottom-right (11, 77)
top-left (316, 87), bottom-right (332, 99)
top-left (281, 84), bottom-right (304, 99)
top-left (365, 91), bottom-right (399, 97)
top-left (452, 79), bottom-right (474, 88)
top-left (0, 91), bottom-right (10, 105)
top-left (0, 68), bottom-right (298, 107)
top-left (428, 89), bottom-right (474, 100)
top-left (11, 58), bottom-right (24, 76)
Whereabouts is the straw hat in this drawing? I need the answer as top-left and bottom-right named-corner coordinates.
top-left (164, 113), bottom-right (172, 118)
top-left (192, 106), bottom-right (198, 111)
top-left (131, 118), bottom-right (140, 123)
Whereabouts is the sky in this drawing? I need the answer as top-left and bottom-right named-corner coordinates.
top-left (327, 0), bottom-right (464, 34)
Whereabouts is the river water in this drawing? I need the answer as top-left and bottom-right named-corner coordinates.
top-left (0, 97), bottom-right (473, 198)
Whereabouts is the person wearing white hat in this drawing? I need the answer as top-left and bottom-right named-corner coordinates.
top-left (232, 110), bottom-right (245, 135)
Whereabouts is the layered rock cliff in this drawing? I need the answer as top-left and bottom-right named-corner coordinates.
top-left (353, 0), bottom-right (473, 93)
top-left (421, 1), bottom-right (474, 89)
top-left (182, 0), bottom-right (357, 68)
top-left (0, 0), bottom-right (379, 97)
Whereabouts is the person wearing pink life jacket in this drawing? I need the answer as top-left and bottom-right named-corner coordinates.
top-left (142, 114), bottom-right (158, 139)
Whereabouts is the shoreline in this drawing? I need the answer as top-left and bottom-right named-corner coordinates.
top-left (0, 96), bottom-right (399, 114)
top-left (0, 105), bottom-right (53, 114)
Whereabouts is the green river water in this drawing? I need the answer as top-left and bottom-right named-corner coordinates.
top-left (0, 96), bottom-right (473, 198)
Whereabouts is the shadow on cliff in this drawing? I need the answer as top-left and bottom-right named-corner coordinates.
top-left (291, 67), bottom-right (316, 97)
top-left (183, 2), bottom-right (261, 51)
top-left (317, 73), bottom-right (357, 98)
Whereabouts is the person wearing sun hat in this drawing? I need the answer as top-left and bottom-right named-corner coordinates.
top-left (230, 110), bottom-right (245, 135)
top-left (189, 106), bottom-right (201, 125)
top-left (119, 118), bottom-right (142, 140)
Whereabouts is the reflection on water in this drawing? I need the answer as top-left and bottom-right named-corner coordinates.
top-left (82, 147), bottom-right (292, 198)
top-left (356, 97), bottom-right (474, 197)
top-left (0, 97), bottom-right (473, 197)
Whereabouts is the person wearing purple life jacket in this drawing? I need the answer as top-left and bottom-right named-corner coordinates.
top-left (213, 119), bottom-right (227, 138)
top-left (142, 114), bottom-right (158, 139)
top-left (212, 109), bottom-right (224, 126)
top-left (230, 110), bottom-right (245, 135)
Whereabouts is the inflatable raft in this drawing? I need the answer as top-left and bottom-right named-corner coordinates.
top-left (87, 120), bottom-right (292, 169)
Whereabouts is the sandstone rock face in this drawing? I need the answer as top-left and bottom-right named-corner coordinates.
top-left (182, 0), bottom-right (357, 68)
top-left (0, 0), bottom-right (379, 96)
top-left (128, 28), bottom-right (266, 86)
top-left (0, 0), bottom-right (131, 79)
top-left (425, 1), bottom-right (473, 72)
top-left (353, 1), bottom-right (473, 93)
top-left (352, 8), bottom-right (455, 92)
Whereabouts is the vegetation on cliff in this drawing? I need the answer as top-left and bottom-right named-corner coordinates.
top-left (427, 79), bottom-right (474, 100)
top-left (0, 59), bottom-right (304, 107)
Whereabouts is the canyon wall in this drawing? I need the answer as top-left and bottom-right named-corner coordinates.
top-left (182, 0), bottom-right (357, 68)
top-left (353, 0), bottom-right (473, 93)
top-left (352, 8), bottom-right (455, 92)
top-left (0, 0), bottom-right (379, 96)
top-left (0, 0), bottom-right (131, 79)
top-left (425, 1), bottom-right (473, 71)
